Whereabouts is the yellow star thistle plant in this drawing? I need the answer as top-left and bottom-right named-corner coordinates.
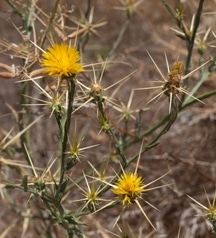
top-left (112, 171), bottom-right (144, 205)
top-left (41, 43), bottom-right (83, 78)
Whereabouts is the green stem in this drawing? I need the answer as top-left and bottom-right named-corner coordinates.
top-left (128, 107), bottom-right (178, 165)
top-left (160, 0), bottom-right (176, 18)
top-left (57, 79), bottom-right (75, 200)
top-left (125, 112), bottom-right (170, 148)
top-left (6, 0), bottom-right (23, 19)
top-left (40, 0), bottom-right (61, 47)
top-left (8, 0), bottom-right (37, 164)
top-left (85, 0), bottom-right (92, 19)
top-left (185, 0), bottom-right (205, 75)
top-left (107, 18), bottom-right (130, 59)
top-left (98, 102), bottom-right (128, 165)
top-left (18, 77), bottom-right (32, 165)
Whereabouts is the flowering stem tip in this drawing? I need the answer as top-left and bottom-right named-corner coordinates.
top-left (41, 43), bottom-right (83, 78)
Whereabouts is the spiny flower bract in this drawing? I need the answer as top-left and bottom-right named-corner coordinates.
top-left (137, 51), bottom-right (210, 113)
top-left (188, 190), bottom-right (216, 222)
top-left (112, 171), bottom-right (144, 205)
top-left (41, 43), bottom-right (83, 77)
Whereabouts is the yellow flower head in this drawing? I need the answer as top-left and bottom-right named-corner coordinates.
top-left (112, 171), bottom-right (144, 205)
top-left (41, 43), bottom-right (83, 78)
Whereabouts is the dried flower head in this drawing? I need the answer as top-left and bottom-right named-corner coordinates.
top-left (41, 43), bottom-right (83, 78)
top-left (164, 60), bottom-right (185, 97)
top-left (112, 171), bottom-right (144, 205)
top-left (137, 51), bottom-right (210, 113)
